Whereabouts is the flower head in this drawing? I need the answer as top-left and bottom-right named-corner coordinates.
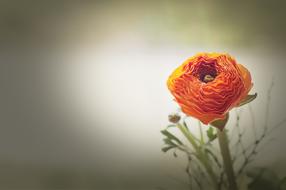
top-left (167, 53), bottom-right (252, 128)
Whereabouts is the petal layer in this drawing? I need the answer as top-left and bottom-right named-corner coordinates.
top-left (167, 53), bottom-right (253, 126)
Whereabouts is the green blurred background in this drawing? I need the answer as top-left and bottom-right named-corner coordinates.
top-left (0, 0), bottom-right (286, 189)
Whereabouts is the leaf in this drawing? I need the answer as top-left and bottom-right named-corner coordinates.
top-left (210, 113), bottom-right (229, 130)
top-left (161, 130), bottom-right (183, 145)
top-left (206, 127), bottom-right (217, 142)
top-left (183, 121), bottom-right (189, 131)
top-left (238, 93), bottom-right (257, 107)
top-left (166, 124), bottom-right (176, 129)
top-left (205, 148), bottom-right (221, 168)
top-left (161, 146), bottom-right (176, 152)
top-left (163, 138), bottom-right (177, 146)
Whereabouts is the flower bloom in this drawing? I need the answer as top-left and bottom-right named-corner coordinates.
top-left (167, 53), bottom-right (252, 126)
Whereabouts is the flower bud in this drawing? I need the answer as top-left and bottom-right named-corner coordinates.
top-left (168, 114), bottom-right (181, 123)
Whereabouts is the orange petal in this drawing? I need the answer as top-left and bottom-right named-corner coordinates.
top-left (237, 63), bottom-right (253, 96)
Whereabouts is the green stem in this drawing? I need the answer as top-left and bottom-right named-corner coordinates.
top-left (198, 121), bottom-right (205, 144)
top-left (217, 129), bottom-right (238, 190)
top-left (177, 123), bottom-right (198, 149)
top-left (177, 124), bottom-right (218, 190)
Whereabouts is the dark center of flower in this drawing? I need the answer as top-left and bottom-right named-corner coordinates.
top-left (197, 62), bottom-right (218, 83)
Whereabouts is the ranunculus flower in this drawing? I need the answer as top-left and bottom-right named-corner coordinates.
top-left (167, 53), bottom-right (252, 128)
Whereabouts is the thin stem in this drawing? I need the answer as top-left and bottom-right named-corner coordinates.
top-left (217, 129), bottom-right (238, 190)
top-left (177, 124), bottom-right (218, 190)
top-left (198, 121), bottom-right (205, 144)
top-left (248, 104), bottom-right (257, 140)
top-left (177, 123), bottom-right (199, 150)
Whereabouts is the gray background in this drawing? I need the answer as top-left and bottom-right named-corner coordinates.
top-left (0, 0), bottom-right (286, 189)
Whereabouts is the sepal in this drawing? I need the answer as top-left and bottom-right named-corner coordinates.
top-left (210, 113), bottom-right (229, 130)
top-left (237, 93), bottom-right (257, 107)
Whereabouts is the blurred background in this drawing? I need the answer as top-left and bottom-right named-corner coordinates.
top-left (0, 0), bottom-right (286, 189)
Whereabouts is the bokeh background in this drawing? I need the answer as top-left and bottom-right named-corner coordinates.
top-left (1, 0), bottom-right (286, 189)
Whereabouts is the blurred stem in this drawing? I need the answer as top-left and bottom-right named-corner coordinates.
top-left (217, 129), bottom-right (238, 190)
top-left (177, 123), bottom-right (198, 149)
top-left (177, 124), bottom-right (218, 190)
top-left (198, 121), bottom-right (204, 144)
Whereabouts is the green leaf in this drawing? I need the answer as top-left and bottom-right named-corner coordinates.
top-left (161, 146), bottom-right (176, 152)
top-left (205, 148), bottom-right (221, 168)
top-left (166, 124), bottom-right (176, 129)
top-left (206, 127), bottom-right (217, 142)
top-left (238, 93), bottom-right (257, 107)
top-left (183, 121), bottom-right (189, 131)
top-left (210, 113), bottom-right (229, 130)
top-left (163, 138), bottom-right (177, 146)
top-left (161, 130), bottom-right (183, 145)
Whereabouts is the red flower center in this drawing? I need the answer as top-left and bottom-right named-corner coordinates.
top-left (196, 62), bottom-right (218, 83)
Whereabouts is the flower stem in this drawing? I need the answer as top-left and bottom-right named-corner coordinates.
top-left (217, 129), bottom-right (238, 190)
top-left (177, 123), bottom-right (198, 149)
top-left (177, 124), bottom-right (218, 190)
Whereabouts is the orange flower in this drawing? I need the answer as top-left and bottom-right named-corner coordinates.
top-left (167, 53), bottom-right (252, 128)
